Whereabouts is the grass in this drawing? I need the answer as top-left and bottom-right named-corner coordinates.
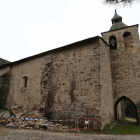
top-left (119, 117), bottom-right (137, 123)
top-left (125, 117), bottom-right (136, 122)
top-left (80, 121), bottom-right (140, 135)
top-left (119, 118), bottom-right (134, 123)
top-left (79, 123), bottom-right (112, 134)
top-left (0, 108), bottom-right (8, 114)
top-left (112, 124), bottom-right (140, 134)
top-left (80, 124), bottom-right (140, 135)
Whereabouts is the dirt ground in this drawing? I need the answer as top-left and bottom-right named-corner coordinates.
top-left (0, 127), bottom-right (140, 140)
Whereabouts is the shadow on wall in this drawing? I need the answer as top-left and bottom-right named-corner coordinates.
top-left (0, 72), bottom-right (10, 109)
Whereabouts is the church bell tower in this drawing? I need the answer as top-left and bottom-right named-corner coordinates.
top-left (101, 10), bottom-right (140, 125)
top-left (102, 10), bottom-right (139, 51)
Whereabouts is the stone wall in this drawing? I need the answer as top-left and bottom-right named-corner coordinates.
top-left (0, 36), bottom-right (112, 130)
top-left (40, 56), bottom-right (53, 118)
top-left (6, 56), bottom-right (48, 111)
top-left (47, 39), bottom-right (102, 125)
top-left (1, 37), bottom-right (104, 129)
top-left (99, 38), bottom-right (114, 130)
top-left (116, 101), bottom-right (125, 120)
top-left (102, 25), bottom-right (140, 124)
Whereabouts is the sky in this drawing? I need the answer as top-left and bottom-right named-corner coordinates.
top-left (0, 0), bottom-right (140, 62)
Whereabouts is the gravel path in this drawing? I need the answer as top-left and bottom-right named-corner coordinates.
top-left (0, 127), bottom-right (140, 140)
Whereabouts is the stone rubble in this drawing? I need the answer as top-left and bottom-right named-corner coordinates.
top-left (0, 111), bottom-right (10, 120)
top-left (0, 106), bottom-right (69, 132)
top-left (10, 106), bottom-right (27, 117)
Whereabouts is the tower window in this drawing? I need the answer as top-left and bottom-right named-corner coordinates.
top-left (22, 76), bottom-right (28, 87)
top-left (123, 32), bottom-right (131, 38)
top-left (114, 19), bottom-right (120, 23)
top-left (109, 35), bottom-right (117, 50)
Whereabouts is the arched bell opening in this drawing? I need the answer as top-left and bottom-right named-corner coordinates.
top-left (109, 35), bottom-right (117, 50)
top-left (123, 32), bottom-right (131, 38)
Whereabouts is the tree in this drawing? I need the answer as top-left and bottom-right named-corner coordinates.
top-left (104, 0), bottom-right (139, 5)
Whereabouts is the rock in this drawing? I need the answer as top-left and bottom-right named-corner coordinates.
top-left (41, 124), bottom-right (48, 130)
top-left (1, 112), bottom-right (4, 116)
top-left (34, 120), bottom-right (44, 129)
top-left (4, 107), bottom-right (69, 132)
top-left (34, 124), bottom-right (40, 129)
top-left (18, 122), bottom-right (24, 127)
top-left (0, 111), bottom-right (10, 120)
top-left (22, 110), bottom-right (45, 119)
top-left (19, 125), bottom-right (25, 129)
top-left (6, 122), bottom-right (19, 129)
top-left (16, 119), bottom-right (23, 123)
top-left (28, 122), bottom-right (35, 127)
top-left (47, 126), bottom-right (54, 131)
top-left (42, 123), bottom-right (48, 126)
top-left (10, 106), bottom-right (27, 117)
top-left (0, 120), bottom-right (5, 124)
top-left (7, 118), bottom-right (13, 123)
top-left (5, 117), bottom-right (69, 132)
top-left (30, 127), bottom-right (33, 129)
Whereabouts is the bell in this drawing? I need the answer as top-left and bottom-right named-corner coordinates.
top-left (112, 43), bottom-right (115, 47)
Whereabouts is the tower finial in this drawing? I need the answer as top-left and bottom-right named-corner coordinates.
top-left (115, 8), bottom-right (117, 14)
top-left (109, 10), bottom-right (127, 31)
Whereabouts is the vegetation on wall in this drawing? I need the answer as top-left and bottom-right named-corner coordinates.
top-left (0, 58), bottom-right (10, 66)
top-left (0, 72), bottom-right (10, 109)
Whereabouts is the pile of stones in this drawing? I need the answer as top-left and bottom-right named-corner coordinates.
top-left (0, 111), bottom-right (10, 124)
top-left (0, 106), bottom-right (69, 132)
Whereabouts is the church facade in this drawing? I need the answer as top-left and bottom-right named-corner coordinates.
top-left (0, 11), bottom-right (140, 130)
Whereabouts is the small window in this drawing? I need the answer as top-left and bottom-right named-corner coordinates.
top-left (114, 19), bottom-right (119, 23)
top-left (22, 76), bottom-right (28, 87)
top-left (123, 32), bottom-right (131, 38)
top-left (109, 35), bottom-right (117, 50)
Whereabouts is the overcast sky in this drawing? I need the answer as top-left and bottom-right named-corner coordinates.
top-left (0, 0), bottom-right (140, 62)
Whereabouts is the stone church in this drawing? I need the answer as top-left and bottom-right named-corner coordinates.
top-left (0, 10), bottom-right (140, 130)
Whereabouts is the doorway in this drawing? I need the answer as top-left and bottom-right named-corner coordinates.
top-left (114, 96), bottom-right (138, 124)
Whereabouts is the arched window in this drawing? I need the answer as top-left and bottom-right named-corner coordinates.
top-left (109, 35), bottom-right (117, 50)
top-left (123, 32), bottom-right (131, 38)
top-left (22, 76), bottom-right (28, 87)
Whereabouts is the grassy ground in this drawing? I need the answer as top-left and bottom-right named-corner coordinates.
top-left (112, 124), bottom-right (140, 134)
top-left (80, 123), bottom-right (112, 134)
top-left (119, 117), bottom-right (137, 123)
top-left (119, 118), bottom-right (135, 123)
top-left (80, 121), bottom-right (140, 134)
top-left (125, 117), bottom-right (136, 122)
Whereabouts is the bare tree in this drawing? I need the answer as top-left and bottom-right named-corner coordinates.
top-left (104, 0), bottom-right (139, 5)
